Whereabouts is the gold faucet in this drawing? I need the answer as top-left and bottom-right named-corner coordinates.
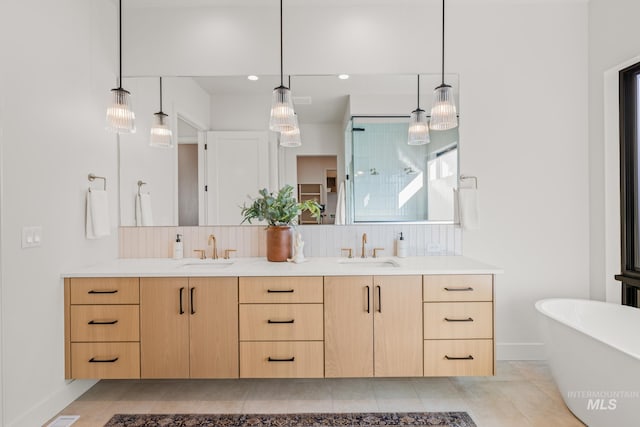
top-left (224, 249), bottom-right (237, 259)
top-left (208, 234), bottom-right (218, 260)
top-left (373, 247), bottom-right (384, 258)
top-left (361, 233), bottom-right (368, 258)
top-left (193, 249), bottom-right (206, 260)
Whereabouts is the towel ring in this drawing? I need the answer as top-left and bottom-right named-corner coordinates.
top-left (88, 173), bottom-right (106, 191)
top-left (460, 175), bottom-right (478, 189)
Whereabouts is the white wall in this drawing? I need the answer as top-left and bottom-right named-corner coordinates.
top-left (119, 77), bottom-right (210, 226)
top-left (0, 0), bottom-right (119, 425)
top-left (125, 0), bottom-right (590, 359)
top-left (589, 0), bottom-right (640, 303)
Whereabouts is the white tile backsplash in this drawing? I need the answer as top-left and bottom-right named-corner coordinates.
top-left (119, 224), bottom-right (462, 258)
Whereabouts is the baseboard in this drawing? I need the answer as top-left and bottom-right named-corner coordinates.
top-left (496, 342), bottom-right (546, 360)
top-left (7, 379), bottom-right (97, 427)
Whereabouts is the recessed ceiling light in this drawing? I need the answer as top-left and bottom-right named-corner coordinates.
top-left (338, 74), bottom-right (350, 80)
top-left (247, 75), bottom-right (259, 81)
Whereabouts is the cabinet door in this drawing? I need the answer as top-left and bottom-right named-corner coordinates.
top-left (324, 276), bottom-right (373, 377)
top-left (189, 277), bottom-right (239, 378)
top-left (374, 275), bottom-right (423, 377)
top-left (140, 277), bottom-right (189, 378)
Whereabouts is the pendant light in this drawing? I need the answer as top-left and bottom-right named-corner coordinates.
top-left (106, 0), bottom-right (135, 133)
top-left (269, 0), bottom-right (296, 132)
top-left (430, 0), bottom-right (458, 131)
top-left (408, 74), bottom-right (430, 145)
top-left (280, 76), bottom-right (301, 147)
top-left (149, 77), bottom-right (173, 148)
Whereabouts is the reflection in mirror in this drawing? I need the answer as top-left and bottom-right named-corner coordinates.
top-left (177, 118), bottom-right (199, 226)
top-left (350, 117), bottom-right (458, 222)
top-left (296, 156), bottom-right (338, 224)
top-left (118, 74), bottom-right (459, 226)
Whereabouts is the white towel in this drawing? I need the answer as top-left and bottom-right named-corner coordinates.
top-left (455, 188), bottom-right (479, 230)
top-left (86, 189), bottom-right (110, 239)
top-left (135, 193), bottom-right (154, 226)
top-left (335, 181), bottom-right (346, 225)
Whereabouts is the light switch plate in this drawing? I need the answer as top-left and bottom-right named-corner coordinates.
top-left (22, 226), bottom-right (42, 248)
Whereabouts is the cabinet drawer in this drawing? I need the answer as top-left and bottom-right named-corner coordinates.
top-left (424, 339), bottom-right (493, 376)
top-left (70, 305), bottom-right (139, 342)
top-left (423, 275), bottom-right (492, 302)
top-left (70, 278), bottom-right (139, 305)
top-left (240, 341), bottom-right (324, 378)
top-left (71, 342), bottom-right (140, 379)
top-left (239, 304), bottom-right (323, 341)
top-left (239, 277), bottom-right (323, 303)
top-left (423, 302), bottom-right (492, 339)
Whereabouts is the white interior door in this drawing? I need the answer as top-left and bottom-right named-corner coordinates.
top-left (206, 131), bottom-right (269, 225)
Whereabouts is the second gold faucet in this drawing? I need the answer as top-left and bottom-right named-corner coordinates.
top-left (208, 234), bottom-right (218, 260)
top-left (361, 233), bottom-right (368, 258)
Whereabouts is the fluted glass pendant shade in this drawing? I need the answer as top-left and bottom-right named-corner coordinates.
top-left (269, 85), bottom-right (296, 132)
top-left (106, 88), bottom-right (136, 133)
top-left (430, 84), bottom-right (458, 130)
top-left (150, 112), bottom-right (172, 147)
top-left (408, 108), bottom-right (430, 145)
top-left (280, 113), bottom-right (301, 147)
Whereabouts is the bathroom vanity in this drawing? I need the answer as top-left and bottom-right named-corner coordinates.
top-left (63, 257), bottom-right (500, 380)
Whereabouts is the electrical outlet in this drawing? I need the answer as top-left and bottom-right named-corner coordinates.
top-left (22, 226), bottom-right (42, 248)
top-left (427, 242), bottom-right (441, 253)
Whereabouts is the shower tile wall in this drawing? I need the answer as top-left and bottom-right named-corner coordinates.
top-left (119, 224), bottom-right (462, 258)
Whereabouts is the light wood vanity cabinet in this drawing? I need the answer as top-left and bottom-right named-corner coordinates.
top-left (324, 275), bottom-right (423, 377)
top-left (140, 277), bottom-right (238, 379)
top-left (65, 271), bottom-right (495, 380)
top-left (238, 276), bottom-right (324, 378)
top-left (423, 274), bottom-right (494, 376)
top-left (65, 277), bottom-right (140, 379)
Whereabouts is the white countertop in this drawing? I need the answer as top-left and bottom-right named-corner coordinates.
top-left (61, 256), bottom-right (502, 278)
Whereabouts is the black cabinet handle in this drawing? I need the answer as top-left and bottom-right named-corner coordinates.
top-left (365, 286), bottom-right (370, 313)
top-left (267, 357), bottom-right (295, 362)
top-left (88, 320), bottom-right (118, 325)
top-left (267, 289), bottom-right (294, 293)
top-left (443, 287), bottom-right (474, 292)
top-left (444, 317), bottom-right (474, 322)
top-left (444, 355), bottom-right (474, 360)
top-left (179, 287), bottom-right (185, 315)
top-left (89, 357), bottom-right (119, 363)
top-left (88, 289), bottom-right (118, 294)
top-left (377, 285), bottom-right (382, 313)
top-left (190, 287), bottom-right (196, 315)
top-left (268, 319), bottom-right (295, 324)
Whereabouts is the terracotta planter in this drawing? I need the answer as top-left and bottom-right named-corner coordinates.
top-left (266, 225), bottom-right (292, 262)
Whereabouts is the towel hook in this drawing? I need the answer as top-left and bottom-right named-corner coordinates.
top-left (88, 173), bottom-right (107, 191)
top-left (460, 175), bottom-right (478, 189)
top-left (137, 180), bottom-right (147, 197)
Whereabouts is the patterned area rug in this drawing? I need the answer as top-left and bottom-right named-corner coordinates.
top-left (104, 412), bottom-right (477, 427)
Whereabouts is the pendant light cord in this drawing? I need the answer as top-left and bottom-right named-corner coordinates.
top-left (441, 0), bottom-right (445, 86)
top-left (417, 74), bottom-right (421, 109)
top-left (119, 0), bottom-right (122, 89)
top-left (280, 0), bottom-right (284, 87)
top-left (159, 77), bottom-right (163, 112)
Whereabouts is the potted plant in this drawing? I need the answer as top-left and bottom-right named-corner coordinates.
top-left (241, 185), bottom-right (321, 262)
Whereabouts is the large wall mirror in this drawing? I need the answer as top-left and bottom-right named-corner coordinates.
top-left (118, 73), bottom-right (459, 226)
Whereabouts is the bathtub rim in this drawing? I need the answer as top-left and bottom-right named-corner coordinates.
top-left (535, 297), bottom-right (640, 362)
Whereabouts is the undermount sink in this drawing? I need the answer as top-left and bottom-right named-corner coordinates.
top-left (179, 259), bottom-right (235, 269)
top-left (338, 258), bottom-right (399, 268)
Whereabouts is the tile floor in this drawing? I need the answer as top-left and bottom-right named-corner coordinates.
top-left (48, 361), bottom-right (584, 427)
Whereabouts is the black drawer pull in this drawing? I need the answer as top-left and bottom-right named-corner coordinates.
top-left (267, 357), bottom-right (295, 362)
top-left (268, 319), bottom-right (295, 324)
top-left (89, 357), bottom-right (119, 363)
top-left (88, 289), bottom-right (118, 294)
top-left (190, 287), bottom-right (196, 315)
top-left (179, 287), bottom-right (185, 315)
top-left (267, 289), bottom-right (294, 293)
top-left (88, 320), bottom-right (118, 325)
top-left (444, 355), bottom-right (474, 360)
top-left (444, 317), bottom-right (474, 322)
top-left (443, 287), bottom-right (474, 292)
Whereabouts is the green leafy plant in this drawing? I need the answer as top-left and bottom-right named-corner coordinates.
top-left (241, 184), bottom-right (322, 226)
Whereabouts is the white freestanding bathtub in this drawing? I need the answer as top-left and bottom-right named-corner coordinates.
top-left (535, 298), bottom-right (640, 427)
